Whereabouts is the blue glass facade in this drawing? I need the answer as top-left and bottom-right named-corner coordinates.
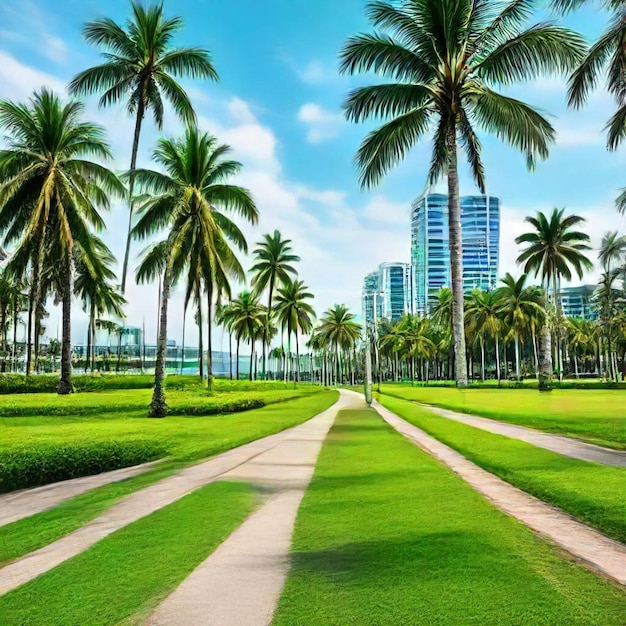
top-left (378, 262), bottom-right (413, 321)
top-left (560, 285), bottom-right (597, 320)
top-left (411, 193), bottom-right (500, 313)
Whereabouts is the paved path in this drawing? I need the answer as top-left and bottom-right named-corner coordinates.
top-left (0, 460), bottom-right (162, 527)
top-left (423, 404), bottom-right (626, 467)
top-left (0, 396), bottom-right (346, 598)
top-left (373, 398), bottom-right (626, 586)
top-left (146, 392), bottom-right (360, 626)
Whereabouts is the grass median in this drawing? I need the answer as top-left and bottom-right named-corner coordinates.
top-left (380, 384), bottom-right (626, 449)
top-left (273, 407), bottom-right (626, 625)
top-left (0, 391), bottom-right (338, 565)
top-left (0, 481), bottom-right (255, 625)
top-left (379, 395), bottom-right (626, 543)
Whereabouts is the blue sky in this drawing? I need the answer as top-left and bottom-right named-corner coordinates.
top-left (0, 0), bottom-right (624, 348)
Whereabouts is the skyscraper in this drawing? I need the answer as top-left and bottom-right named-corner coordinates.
top-left (378, 262), bottom-right (413, 321)
top-left (560, 285), bottom-right (597, 320)
top-left (411, 192), bottom-right (500, 314)
top-left (361, 271), bottom-right (381, 330)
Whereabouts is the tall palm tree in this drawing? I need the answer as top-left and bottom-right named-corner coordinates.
top-left (516, 208), bottom-right (593, 387)
top-left (228, 291), bottom-right (265, 381)
top-left (250, 230), bottom-right (300, 380)
top-left (132, 128), bottom-right (258, 416)
top-left (340, 0), bottom-right (585, 387)
top-left (394, 314), bottom-right (436, 383)
top-left (274, 279), bottom-right (315, 383)
top-left (0, 88), bottom-right (123, 393)
top-left (599, 231), bottom-right (626, 273)
top-left (317, 304), bottom-right (362, 385)
top-left (69, 1), bottom-right (219, 292)
top-left (552, 1), bottom-right (626, 150)
top-left (498, 273), bottom-right (545, 380)
top-left (74, 237), bottom-right (126, 373)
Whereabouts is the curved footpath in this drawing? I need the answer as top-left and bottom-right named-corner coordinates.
top-left (420, 403), bottom-right (626, 467)
top-left (0, 460), bottom-right (162, 527)
top-left (369, 394), bottom-right (626, 586)
top-left (0, 393), bottom-right (353, 600)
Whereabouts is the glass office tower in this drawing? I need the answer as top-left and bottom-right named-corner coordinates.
top-left (411, 193), bottom-right (500, 313)
top-left (378, 262), bottom-right (413, 321)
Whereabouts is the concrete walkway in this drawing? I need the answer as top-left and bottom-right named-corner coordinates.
top-left (147, 393), bottom-right (357, 626)
top-left (0, 460), bottom-right (162, 527)
top-left (374, 399), bottom-right (626, 587)
top-left (0, 394), bottom-right (345, 598)
top-left (423, 404), bottom-right (626, 467)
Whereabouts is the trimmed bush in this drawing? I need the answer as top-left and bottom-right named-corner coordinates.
top-left (0, 440), bottom-right (166, 493)
top-left (0, 374), bottom-right (156, 395)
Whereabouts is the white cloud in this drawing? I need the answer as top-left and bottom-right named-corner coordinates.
top-left (0, 51), bottom-right (65, 101)
top-left (297, 102), bottom-right (343, 143)
top-left (42, 34), bottom-right (67, 63)
top-left (296, 60), bottom-right (336, 85)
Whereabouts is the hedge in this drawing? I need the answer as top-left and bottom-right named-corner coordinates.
top-left (0, 440), bottom-right (166, 493)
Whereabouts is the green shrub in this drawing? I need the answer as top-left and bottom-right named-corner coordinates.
top-left (0, 374), bottom-right (156, 395)
top-left (0, 440), bottom-right (166, 493)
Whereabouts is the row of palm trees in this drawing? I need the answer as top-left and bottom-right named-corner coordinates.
top-left (341, 0), bottom-right (626, 388)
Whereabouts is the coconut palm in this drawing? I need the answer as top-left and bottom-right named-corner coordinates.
top-left (274, 279), bottom-right (315, 383)
top-left (340, 0), bottom-right (585, 387)
top-left (132, 128), bottom-right (258, 415)
top-left (516, 208), bottom-right (593, 387)
top-left (498, 273), bottom-right (545, 380)
top-left (250, 231), bottom-right (300, 380)
top-left (69, 1), bottom-right (218, 292)
top-left (317, 304), bottom-right (362, 385)
top-left (465, 289), bottom-right (505, 382)
top-left (394, 314), bottom-right (436, 383)
top-left (228, 291), bottom-right (265, 380)
top-left (598, 231), bottom-right (626, 273)
top-left (74, 238), bottom-right (126, 373)
top-left (0, 88), bottom-right (123, 392)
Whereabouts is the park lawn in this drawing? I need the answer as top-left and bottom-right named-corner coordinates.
top-left (0, 392), bottom-right (338, 564)
top-left (380, 384), bottom-right (626, 449)
top-left (379, 395), bottom-right (626, 543)
top-left (273, 408), bottom-right (626, 626)
top-left (0, 481), bottom-right (255, 625)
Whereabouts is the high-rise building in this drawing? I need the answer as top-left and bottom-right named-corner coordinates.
top-left (560, 285), bottom-right (597, 320)
top-left (378, 262), bottom-right (413, 321)
top-left (411, 192), bottom-right (500, 314)
top-left (361, 271), bottom-right (382, 330)
top-left (460, 195), bottom-right (500, 293)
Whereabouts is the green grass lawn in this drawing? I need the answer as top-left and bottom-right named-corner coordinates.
top-left (0, 391), bottom-right (338, 565)
top-left (273, 408), bottom-right (626, 626)
top-left (379, 395), bottom-right (626, 543)
top-left (0, 481), bottom-right (255, 625)
top-left (380, 384), bottom-right (626, 449)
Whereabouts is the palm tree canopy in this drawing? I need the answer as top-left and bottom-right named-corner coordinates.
top-left (339, 0), bottom-right (586, 189)
top-left (598, 230), bottom-right (626, 272)
top-left (498, 272), bottom-right (545, 335)
top-left (317, 304), bottom-right (362, 351)
top-left (0, 88), bottom-right (124, 275)
top-left (249, 230), bottom-right (300, 296)
top-left (132, 127), bottom-right (258, 299)
top-left (515, 208), bottom-right (593, 284)
top-left (465, 289), bottom-right (504, 339)
top-left (274, 279), bottom-right (315, 339)
top-left (68, 1), bottom-right (218, 127)
top-left (228, 291), bottom-right (266, 344)
top-left (393, 314), bottom-right (436, 359)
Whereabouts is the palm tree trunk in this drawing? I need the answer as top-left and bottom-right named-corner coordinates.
top-left (249, 343), bottom-right (254, 381)
top-left (574, 349), bottom-right (579, 378)
top-left (58, 263), bottom-right (73, 395)
top-left (514, 333), bottom-right (521, 380)
top-left (180, 303), bottom-right (187, 376)
top-left (206, 282), bottom-right (213, 391)
top-left (86, 310), bottom-right (92, 374)
top-left (263, 277), bottom-right (274, 380)
top-left (235, 338), bottom-right (240, 380)
top-left (12, 299), bottom-right (18, 373)
top-left (91, 312), bottom-right (97, 373)
top-left (198, 303), bottom-right (204, 381)
top-left (26, 247), bottom-right (41, 376)
top-left (495, 335), bottom-right (501, 383)
top-left (447, 126), bottom-right (468, 388)
top-left (295, 330), bottom-right (300, 385)
top-left (150, 261), bottom-right (172, 417)
top-left (229, 331), bottom-right (233, 380)
top-left (120, 101), bottom-right (145, 294)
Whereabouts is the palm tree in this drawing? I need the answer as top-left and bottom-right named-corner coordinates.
top-left (74, 238), bottom-right (126, 373)
top-left (250, 231), bottom-right (300, 380)
top-left (465, 289), bottom-right (504, 382)
top-left (274, 279), bottom-right (315, 383)
top-left (394, 314), bottom-right (436, 383)
top-left (132, 128), bottom-right (257, 415)
top-left (69, 1), bottom-right (219, 292)
top-left (228, 291), bottom-right (265, 380)
top-left (516, 208), bottom-right (593, 387)
top-left (317, 304), bottom-right (362, 385)
top-left (599, 231), bottom-right (626, 274)
top-left (340, 0), bottom-right (585, 387)
top-left (0, 88), bottom-right (123, 393)
top-left (498, 273), bottom-right (545, 380)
